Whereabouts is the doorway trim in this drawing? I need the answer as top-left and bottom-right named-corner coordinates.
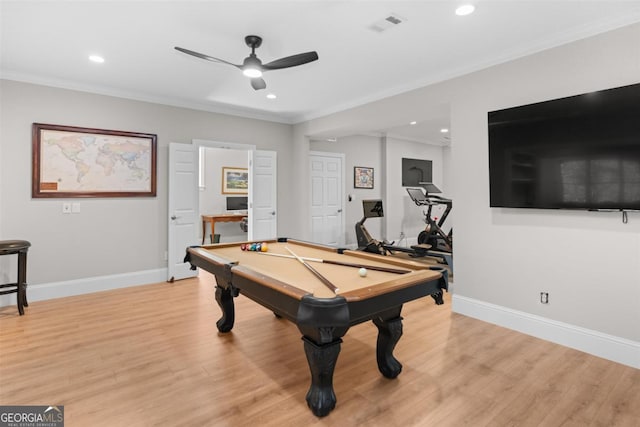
top-left (193, 139), bottom-right (256, 151)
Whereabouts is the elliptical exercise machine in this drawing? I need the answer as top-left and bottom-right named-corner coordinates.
top-left (355, 199), bottom-right (431, 257)
top-left (406, 184), bottom-right (453, 268)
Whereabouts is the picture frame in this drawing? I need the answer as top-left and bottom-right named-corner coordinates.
top-left (222, 167), bottom-right (249, 194)
top-left (32, 123), bottom-right (157, 198)
top-left (354, 166), bottom-right (374, 189)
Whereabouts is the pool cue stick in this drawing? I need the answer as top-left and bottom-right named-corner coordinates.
top-left (257, 251), bottom-right (410, 274)
top-left (285, 247), bottom-right (340, 294)
top-left (321, 259), bottom-right (410, 274)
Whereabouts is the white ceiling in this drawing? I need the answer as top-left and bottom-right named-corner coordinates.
top-left (2, 1), bottom-right (640, 144)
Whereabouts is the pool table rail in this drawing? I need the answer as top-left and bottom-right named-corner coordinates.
top-left (186, 238), bottom-right (447, 302)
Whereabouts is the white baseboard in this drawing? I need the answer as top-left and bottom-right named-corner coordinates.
top-left (0, 268), bottom-right (168, 307)
top-left (452, 294), bottom-right (640, 369)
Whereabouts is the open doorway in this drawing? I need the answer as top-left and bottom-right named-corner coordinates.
top-left (199, 146), bottom-right (249, 244)
top-left (167, 140), bottom-right (276, 282)
top-left (193, 139), bottom-right (277, 244)
top-left (194, 139), bottom-right (256, 244)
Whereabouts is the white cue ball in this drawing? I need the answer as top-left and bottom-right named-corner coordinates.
top-left (358, 268), bottom-right (367, 277)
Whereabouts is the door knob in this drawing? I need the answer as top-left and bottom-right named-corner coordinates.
top-left (271, 211), bottom-right (276, 216)
top-left (171, 215), bottom-right (177, 220)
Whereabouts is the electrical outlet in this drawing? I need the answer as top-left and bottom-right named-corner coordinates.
top-left (62, 203), bottom-right (71, 214)
top-left (540, 292), bottom-right (549, 304)
top-left (399, 231), bottom-right (405, 239)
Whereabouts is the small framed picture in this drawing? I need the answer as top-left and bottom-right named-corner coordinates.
top-left (354, 166), bottom-right (374, 189)
top-left (222, 167), bottom-right (248, 194)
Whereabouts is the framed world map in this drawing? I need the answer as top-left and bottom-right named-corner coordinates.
top-left (32, 123), bottom-right (157, 198)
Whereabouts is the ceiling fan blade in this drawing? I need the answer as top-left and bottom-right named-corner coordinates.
top-left (262, 51), bottom-right (318, 70)
top-left (174, 47), bottom-right (241, 68)
top-left (251, 78), bottom-right (267, 91)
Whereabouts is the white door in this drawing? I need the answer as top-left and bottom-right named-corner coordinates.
top-left (310, 152), bottom-right (344, 246)
top-left (168, 142), bottom-right (199, 282)
top-left (248, 150), bottom-right (277, 241)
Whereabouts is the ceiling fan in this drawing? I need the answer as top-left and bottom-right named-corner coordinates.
top-left (175, 35), bottom-right (319, 91)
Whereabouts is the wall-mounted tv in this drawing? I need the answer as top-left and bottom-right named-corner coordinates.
top-left (402, 158), bottom-right (432, 187)
top-left (488, 82), bottom-right (640, 211)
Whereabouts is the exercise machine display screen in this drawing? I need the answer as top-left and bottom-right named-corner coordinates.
top-left (362, 200), bottom-right (384, 218)
top-left (406, 188), bottom-right (427, 203)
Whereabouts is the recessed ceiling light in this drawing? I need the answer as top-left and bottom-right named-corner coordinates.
top-left (409, 121), bottom-right (417, 125)
top-left (266, 93), bottom-right (277, 99)
top-left (440, 128), bottom-right (449, 133)
top-left (455, 4), bottom-right (475, 16)
top-left (89, 55), bottom-right (105, 63)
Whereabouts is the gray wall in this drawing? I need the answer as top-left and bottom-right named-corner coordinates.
top-left (448, 23), bottom-right (640, 342)
top-left (0, 80), bottom-right (293, 285)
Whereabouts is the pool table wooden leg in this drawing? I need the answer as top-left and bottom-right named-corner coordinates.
top-left (296, 294), bottom-right (350, 416)
top-left (302, 337), bottom-right (341, 417)
top-left (373, 306), bottom-right (404, 378)
top-left (214, 285), bottom-right (235, 332)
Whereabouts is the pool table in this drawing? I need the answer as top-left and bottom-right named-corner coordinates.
top-left (185, 238), bottom-right (448, 417)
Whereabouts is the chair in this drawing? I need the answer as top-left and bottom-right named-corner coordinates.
top-left (0, 240), bottom-right (31, 315)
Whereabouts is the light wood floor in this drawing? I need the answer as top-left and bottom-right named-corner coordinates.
top-left (0, 272), bottom-right (638, 427)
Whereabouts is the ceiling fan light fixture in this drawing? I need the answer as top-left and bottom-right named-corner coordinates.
top-left (242, 54), bottom-right (263, 78)
top-left (176, 35), bottom-right (318, 91)
top-left (242, 67), bottom-right (263, 78)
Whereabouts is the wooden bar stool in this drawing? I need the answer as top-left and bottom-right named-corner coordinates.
top-left (0, 240), bottom-right (31, 315)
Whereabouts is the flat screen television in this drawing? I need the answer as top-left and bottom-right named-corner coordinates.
top-left (488, 82), bottom-right (640, 210)
top-left (402, 158), bottom-right (432, 187)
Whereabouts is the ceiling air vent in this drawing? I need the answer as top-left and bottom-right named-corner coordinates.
top-left (370, 13), bottom-right (406, 32)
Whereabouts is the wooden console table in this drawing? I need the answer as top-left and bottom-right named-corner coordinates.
top-left (202, 213), bottom-right (247, 244)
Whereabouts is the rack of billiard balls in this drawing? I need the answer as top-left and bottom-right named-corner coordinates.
top-left (240, 242), bottom-right (269, 252)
